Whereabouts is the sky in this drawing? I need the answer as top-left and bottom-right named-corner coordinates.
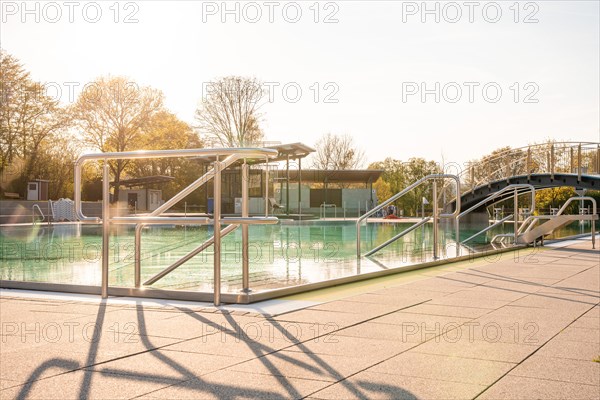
top-left (2, 0), bottom-right (599, 168)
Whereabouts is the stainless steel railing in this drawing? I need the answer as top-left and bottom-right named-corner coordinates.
top-left (74, 147), bottom-right (279, 305)
top-left (502, 196), bottom-right (597, 248)
top-left (356, 174), bottom-right (461, 259)
top-left (457, 184), bottom-right (536, 245)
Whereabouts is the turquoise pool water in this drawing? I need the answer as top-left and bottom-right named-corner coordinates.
top-left (0, 220), bottom-right (595, 294)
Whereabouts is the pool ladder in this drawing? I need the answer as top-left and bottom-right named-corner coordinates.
top-left (356, 174), bottom-right (461, 259)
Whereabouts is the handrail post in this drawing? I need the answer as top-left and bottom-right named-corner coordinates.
top-left (432, 179), bottom-right (438, 259)
top-left (134, 224), bottom-right (142, 287)
top-left (527, 147), bottom-right (532, 180)
top-left (514, 188), bottom-right (518, 244)
top-left (213, 159), bottom-right (222, 306)
top-left (455, 217), bottom-right (460, 256)
top-left (570, 147), bottom-right (574, 174)
top-left (550, 144), bottom-right (555, 179)
top-left (578, 144), bottom-right (582, 182)
top-left (264, 157), bottom-right (269, 217)
top-left (102, 162), bottom-right (110, 299)
top-left (241, 162), bottom-right (250, 293)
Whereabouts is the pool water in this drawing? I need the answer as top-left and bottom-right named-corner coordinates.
top-left (0, 220), bottom-right (595, 294)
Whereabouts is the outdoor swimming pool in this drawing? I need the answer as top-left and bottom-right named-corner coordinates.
top-left (1, 219), bottom-right (595, 299)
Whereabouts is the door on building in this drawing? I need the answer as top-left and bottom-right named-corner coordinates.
top-left (127, 193), bottom-right (138, 209)
top-left (27, 182), bottom-right (39, 200)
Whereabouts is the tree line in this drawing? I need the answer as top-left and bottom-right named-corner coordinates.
top-left (1, 49), bottom-right (597, 215)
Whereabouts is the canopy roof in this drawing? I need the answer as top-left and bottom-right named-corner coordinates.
top-left (112, 175), bottom-right (175, 188)
top-left (273, 169), bottom-right (383, 184)
top-left (191, 143), bottom-right (315, 164)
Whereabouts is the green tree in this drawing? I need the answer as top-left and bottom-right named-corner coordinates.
top-left (127, 111), bottom-right (204, 202)
top-left (71, 76), bottom-right (165, 202)
top-left (535, 187), bottom-right (576, 214)
top-left (0, 50), bottom-right (68, 195)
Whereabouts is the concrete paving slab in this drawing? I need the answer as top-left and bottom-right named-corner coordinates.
top-left (307, 371), bottom-right (486, 400)
top-left (555, 327), bottom-right (600, 344)
top-left (226, 350), bottom-right (366, 382)
top-left (0, 370), bottom-right (179, 399)
top-left (400, 303), bottom-right (491, 319)
top-left (304, 300), bottom-right (402, 316)
top-left (368, 352), bottom-right (515, 386)
top-left (534, 338), bottom-right (600, 361)
top-left (479, 375), bottom-right (600, 400)
top-left (144, 370), bottom-right (331, 399)
top-left (413, 338), bottom-right (539, 363)
top-left (86, 349), bottom-right (247, 381)
top-left (509, 355), bottom-right (600, 385)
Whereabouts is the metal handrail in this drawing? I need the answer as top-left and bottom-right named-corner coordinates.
top-left (493, 196), bottom-right (597, 247)
top-left (356, 174), bottom-right (460, 259)
top-left (364, 217), bottom-right (431, 257)
top-left (457, 184), bottom-right (535, 246)
top-left (320, 203), bottom-right (337, 219)
top-left (32, 204), bottom-right (44, 224)
top-left (143, 224), bottom-right (240, 286)
top-left (77, 147), bottom-right (279, 306)
top-left (73, 147), bottom-right (277, 221)
top-left (462, 214), bottom-right (514, 244)
top-left (457, 184), bottom-right (535, 220)
top-left (556, 196), bottom-right (597, 216)
top-left (461, 141), bottom-right (599, 192)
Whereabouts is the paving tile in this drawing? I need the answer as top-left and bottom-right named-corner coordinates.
top-left (427, 295), bottom-right (509, 310)
top-left (340, 292), bottom-right (430, 308)
top-left (555, 327), bottom-right (600, 344)
top-left (413, 338), bottom-right (538, 363)
top-left (0, 347), bottom-right (83, 383)
top-left (273, 309), bottom-right (368, 327)
top-left (0, 370), bottom-right (178, 399)
top-left (508, 293), bottom-right (598, 312)
top-left (308, 371), bottom-right (486, 400)
top-left (161, 331), bottom-right (295, 358)
top-left (227, 350), bottom-right (364, 382)
top-left (306, 300), bottom-right (400, 316)
top-left (509, 355), bottom-right (600, 385)
top-left (583, 306), bottom-right (600, 319)
top-left (570, 316), bottom-right (600, 330)
top-left (534, 338), bottom-right (600, 361)
top-left (145, 370), bottom-right (331, 399)
top-left (283, 334), bottom-right (411, 360)
top-left (400, 303), bottom-right (491, 319)
top-left (368, 352), bottom-right (515, 386)
top-left (479, 375), bottom-right (600, 400)
top-left (87, 348), bottom-right (247, 381)
top-left (443, 286), bottom-right (528, 302)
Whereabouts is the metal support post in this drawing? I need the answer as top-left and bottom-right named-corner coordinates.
top-left (514, 188), bottom-right (519, 244)
top-left (213, 159), bottom-right (222, 306)
top-left (102, 162), bottom-right (110, 299)
top-left (432, 180), bottom-right (438, 259)
top-left (241, 162), bottom-right (250, 292)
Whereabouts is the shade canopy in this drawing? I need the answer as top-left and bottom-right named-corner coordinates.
top-left (273, 169), bottom-right (383, 184)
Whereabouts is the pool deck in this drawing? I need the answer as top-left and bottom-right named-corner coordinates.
top-left (1, 237), bottom-right (598, 399)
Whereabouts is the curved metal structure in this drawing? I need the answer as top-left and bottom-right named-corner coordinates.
top-left (459, 142), bottom-right (599, 192)
top-left (73, 147), bottom-right (280, 305)
top-left (459, 173), bottom-right (599, 211)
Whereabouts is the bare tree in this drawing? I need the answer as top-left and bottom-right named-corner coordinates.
top-left (71, 76), bottom-right (164, 201)
top-left (312, 133), bottom-right (364, 170)
top-left (195, 76), bottom-right (265, 147)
